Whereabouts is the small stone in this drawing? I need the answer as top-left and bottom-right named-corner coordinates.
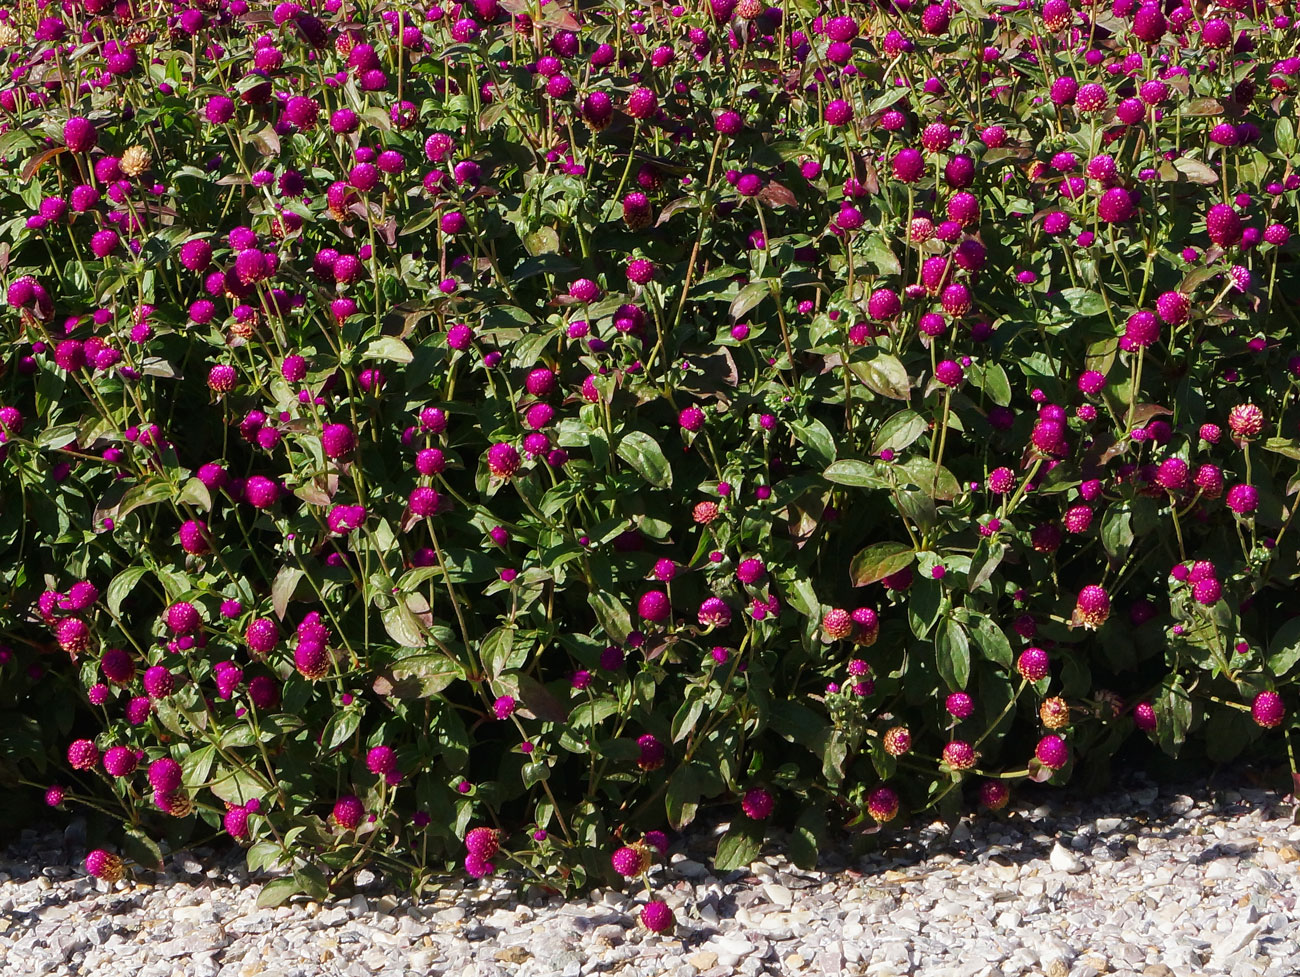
top-left (1278, 846), bottom-right (1299, 863)
top-left (784, 953), bottom-right (806, 969)
top-left (988, 859), bottom-right (1018, 882)
top-left (764, 883), bottom-right (794, 907)
top-left (672, 858), bottom-right (710, 880)
top-left (1049, 843), bottom-right (1085, 874)
top-left (710, 936), bottom-right (756, 956)
top-left (1020, 879), bottom-right (1045, 898)
top-left (495, 946), bottom-right (532, 964)
top-left (688, 952), bottom-right (718, 970)
top-left (1205, 860), bottom-right (1234, 880)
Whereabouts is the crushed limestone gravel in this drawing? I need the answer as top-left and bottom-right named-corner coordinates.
top-left (2, 772), bottom-right (1298, 977)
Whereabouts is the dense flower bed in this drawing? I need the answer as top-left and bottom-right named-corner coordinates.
top-left (0, 0), bottom-right (1298, 924)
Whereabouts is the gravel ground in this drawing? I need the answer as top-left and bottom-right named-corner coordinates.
top-left (3, 773), bottom-right (1299, 977)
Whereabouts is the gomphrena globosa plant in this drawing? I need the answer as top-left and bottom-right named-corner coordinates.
top-left (0, 0), bottom-right (1297, 922)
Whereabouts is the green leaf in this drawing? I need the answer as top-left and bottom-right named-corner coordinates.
top-left (787, 806), bottom-right (826, 871)
top-left (1278, 116), bottom-right (1297, 157)
top-left (616, 431), bottom-right (672, 488)
top-left (182, 745), bottom-right (215, 789)
top-left (272, 566), bottom-right (303, 620)
top-left (1204, 708), bottom-right (1257, 763)
top-left (789, 417), bottom-right (837, 465)
top-left (1038, 464), bottom-right (1080, 494)
top-left (568, 696), bottom-right (621, 730)
top-left (849, 541), bottom-right (914, 587)
top-left (782, 574), bottom-right (820, 618)
top-left (729, 280), bottom-right (770, 320)
top-left (967, 540), bottom-right (1004, 592)
top-left (971, 615), bottom-right (1013, 667)
top-left (256, 877), bottom-right (303, 909)
top-left (1084, 335), bottom-right (1118, 375)
top-left (153, 699), bottom-right (187, 738)
top-left (481, 626), bottom-right (528, 678)
top-left (522, 760), bottom-right (550, 788)
top-left (821, 729), bottom-right (848, 785)
top-left (35, 423), bottom-right (80, 451)
top-left (873, 410), bottom-right (927, 454)
top-left (896, 457), bottom-right (961, 500)
top-left (177, 477), bottom-right (212, 511)
top-left (655, 196), bottom-right (699, 225)
top-left (907, 578), bottom-right (944, 639)
top-left (713, 817), bottom-right (764, 871)
top-left (850, 354), bottom-right (911, 401)
top-left (1262, 438), bottom-right (1300, 462)
top-left (292, 862), bottom-right (330, 899)
top-left (365, 336), bottom-right (413, 364)
top-left (399, 208), bottom-right (441, 238)
top-left (865, 734), bottom-right (897, 780)
top-left (1100, 505), bottom-right (1134, 565)
top-left (588, 591), bottom-right (632, 643)
top-left (382, 602), bottom-right (425, 648)
top-left (384, 652), bottom-right (461, 698)
top-left (153, 565), bottom-right (193, 602)
top-left (107, 566), bottom-right (149, 615)
top-left (246, 840), bottom-right (283, 874)
top-left (209, 765), bottom-right (263, 806)
top-left (1173, 157), bottom-right (1217, 185)
top-left (508, 329), bottom-right (553, 369)
top-left (219, 724), bottom-right (257, 749)
top-left (523, 226), bottom-right (560, 256)
top-left (322, 710), bottom-right (360, 750)
top-left (295, 862), bottom-right (331, 901)
top-left (117, 478), bottom-right (174, 521)
top-left (670, 690), bottom-right (705, 743)
top-left (973, 363), bottom-right (1012, 407)
top-left (123, 826), bottom-right (164, 871)
top-left (935, 620), bottom-right (971, 690)
top-left (1268, 617), bottom-right (1300, 679)
top-left (862, 236), bottom-right (901, 276)
top-left (770, 701), bottom-right (830, 753)
top-left (517, 674), bottom-right (567, 723)
top-left (1056, 288), bottom-right (1108, 318)
top-left (823, 459), bottom-right (885, 488)
top-left (1155, 682), bottom-right (1194, 758)
top-left (666, 762), bottom-right (707, 830)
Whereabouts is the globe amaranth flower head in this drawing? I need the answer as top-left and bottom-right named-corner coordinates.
top-left (1073, 585), bottom-right (1110, 630)
top-left (1227, 403), bottom-right (1264, 438)
top-left (698, 597), bottom-right (731, 628)
top-left (1226, 483), bottom-right (1258, 514)
top-left (487, 442), bottom-right (521, 478)
top-left (867, 786), bottom-right (900, 822)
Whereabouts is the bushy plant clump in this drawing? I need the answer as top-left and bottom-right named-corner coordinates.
top-left (0, 0), bottom-right (1298, 917)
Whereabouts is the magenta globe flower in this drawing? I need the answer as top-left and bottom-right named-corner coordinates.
top-left (698, 597), bottom-right (732, 628)
top-left (741, 787), bottom-right (774, 820)
top-left (638, 590), bottom-right (670, 623)
top-left (1226, 484), bottom-right (1259, 514)
top-left (487, 443), bottom-right (521, 478)
top-left (1035, 734), bottom-right (1069, 770)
